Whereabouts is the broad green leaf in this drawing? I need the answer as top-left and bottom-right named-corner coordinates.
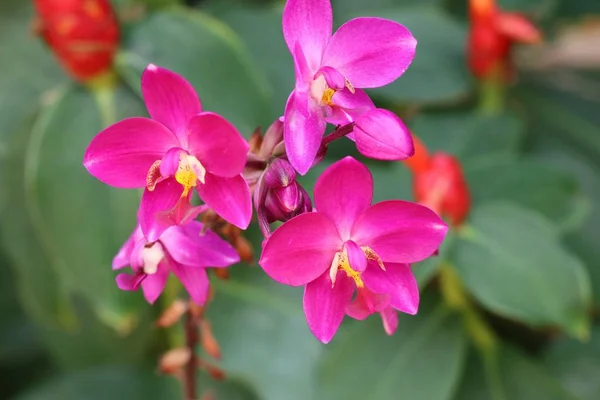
top-left (543, 324), bottom-right (600, 400)
top-left (318, 295), bottom-right (467, 400)
top-left (454, 346), bottom-right (577, 400)
top-left (452, 203), bottom-right (591, 337)
top-left (332, 0), bottom-right (444, 16)
top-left (343, 7), bottom-right (472, 105)
top-left (203, 4), bottom-right (292, 120)
top-left (412, 112), bottom-right (523, 161)
top-left (498, 0), bottom-right (558, 15)
top-left (207, 266), bottom-right (323, 400)
top-left (121, 8), bottom-right (271, 135)
top-left (465, 158), bottom-right (586, 230)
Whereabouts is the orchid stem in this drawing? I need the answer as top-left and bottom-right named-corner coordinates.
top-left (183, 306), bottom-right (198, 400)
top-left (321, 123), bottom-right (355, 147)
top-left (478, 70), bottom-right (505, 116)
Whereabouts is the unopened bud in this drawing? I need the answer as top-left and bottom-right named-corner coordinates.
top-left (33, 0), bottom-right (120, 83)
top-left (200, 320), bottom-right (221, 360)
top-left (159, 347), bottom-right (191, 375)
top-left (156, 299), bottom-right (188, 328)
top-left (260, 119), bottom-right (284, 158)
top-left (197, 360), bottom-right (226, 381)
top-left (234, 236), bottom-right (254, 263)
top-left (214, 268), bottom-right (230, 280)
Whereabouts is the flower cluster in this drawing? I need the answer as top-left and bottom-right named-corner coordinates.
top-left (82, 0), bottom-right (449, 343)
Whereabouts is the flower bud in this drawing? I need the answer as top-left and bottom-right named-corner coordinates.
top-left (33, 0), bottom-right (120, 83)
top-left (260, 119), bottom-right (284, 158)
top-left (262, 159), bottom-right (312, 223)
top-left (413, 153), bottom-right (471, 226)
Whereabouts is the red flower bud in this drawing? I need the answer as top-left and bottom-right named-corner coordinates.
top-left (467, 0), bottom-right (541, 81)
top-left (404, 135), bottom-right (471, 226)
top-left (33, 0), bottom-right (120, 82)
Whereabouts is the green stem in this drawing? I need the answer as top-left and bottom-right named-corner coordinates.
top-left (477, 67), bottom-right (505, 115)
top-left (88, 70), bottom-right (118, 126)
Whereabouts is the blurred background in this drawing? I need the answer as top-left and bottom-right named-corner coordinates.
top-left (2, 0), bottom-right (600, 398)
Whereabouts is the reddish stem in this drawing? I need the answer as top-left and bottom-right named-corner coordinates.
top-left (321, 123), bottom-right (355, 146)
top-left (183, 308), bottom-right (198, 400)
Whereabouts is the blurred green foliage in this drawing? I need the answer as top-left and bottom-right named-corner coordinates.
top-left (1, 0), bottom-right (600, 399)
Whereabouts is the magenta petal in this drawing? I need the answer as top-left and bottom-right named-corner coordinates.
top-left (159, 147), bottom-right (185, 177)
top-left (259, 212), bottom-right (342, 286)
top-left (112, 226), bottom-right (143, 270)
top-left (326, 88), bottom-right (374, 126)
top-left (380, 307), bottom-right (399, 335)
top-left (170, 262), bottom-right (210, 306)
top-left (346, 288), bottom-right (391, 320)
top-left (362, 262), bottom-right (419, 315)
top-left (187, 112), bottom-right (249, 177)
top-left (315, 66), bottom-right (346, 90)
top-left (116, 271), bottom-right (146, 291)
top-left (83, 118), bottom-right (178, 188)
top-left (283, 0), bottom-right (332, 73)
top-left (160, 222), bottom-right (240, 267)
top-left (196, 173), bottom-right (252, 229)
top-left (293, 44), bottom-right (312, 89)
top-left (139, 178), bottom-right (205, 242)
top-left (344, 240), bottom-right (367, 272)
top-left (141, 261), bottom-right (170, 304)
top-left (352, 201), bottom-right (448, 264)
top-left (303, 271), bottom-right (354, 344)
top-left (141, 64), bottom-right (202, 145)
top-left (354, 108), bottom-right (414, 160)
top-left (322, 17), bottom-right (417, 88)
top-left (284, 91), bottom-right (327, 175)
top-left (314, 156), bottom-right (373, 239)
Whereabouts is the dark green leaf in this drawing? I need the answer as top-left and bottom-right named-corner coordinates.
top-left (544, 324), bottom-right (600, 400)
top-left (452, 203), bottom-right (591, 337)
top-left (121, 8), bottom-right (271, 135)
top-left (318, 295), bottom-right (467, 400)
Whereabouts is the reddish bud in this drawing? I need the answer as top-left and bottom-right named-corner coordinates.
top-left (159, 347), bottom-right (191, 375)
top-left (413, 153), bottom-right (471, 226)
top-left (213, 267), bottom-right (230, 280)
top-left (198, 360), bottom-right (226, 381)
top-left (156, 299), bottom-right (189, 328)
top-left (200, 320), bottom-right (221, 360)
top-left (467, 0), bottom-right (541, 81)
top-left (234, 236), bottom-right (254, 264)
top-left (33, 0), bottom-right (120, 82)
top-left (403, 135), bottom-right (431, 174)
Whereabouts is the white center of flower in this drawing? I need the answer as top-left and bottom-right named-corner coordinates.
top-left (310, 75), bottom-right (335, 106)
top-left (142, 243), bottom-right (165, 275)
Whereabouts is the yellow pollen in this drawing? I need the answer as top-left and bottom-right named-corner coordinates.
top-left (321, 88), bottom-right (336, 106)
top-left (330, 250), bottom-right (364, 288)
top-left (175, 165), bottom-right (197, 197)
top-left (362, 246), bottom-right (386, 271)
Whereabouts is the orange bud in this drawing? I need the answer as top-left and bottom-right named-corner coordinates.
top-left (198, 359), bottom-right (226, 381)
top-left (214, 268), bottom-right (230, 280)
top-left (159, 348), bottom-right (191, 375)
top-left (200, 320), bottom-right (221, 360)
top-left (235, 236), bottom-right (254, 264)
top-left (33, 0), bottom-right (120, 82)
top-left (156, 299), bottom-right (189, 328)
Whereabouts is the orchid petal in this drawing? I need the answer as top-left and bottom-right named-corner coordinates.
top-left (303, 270), bottom-right (354, 344)
top-left (344, 240), bottom-right (367, 272)
top-left (363, 262), bottom-right (419, 315)
top-left (112, 226), bottom-right (144, 270)
top-left (141, 260), bottom-right (170, 304)
top-left (259, 212), bottom-right (342, 286)
top-left (141, 64), bottom-right (202, 144)
top-left (354, 108), bottom-right (414, 160)
top-left (160, 222), bottom-right (240, 267)
top-left (346, 288), bottom-right (391, 320)
top-left (380, 307), bottom-right (399, 335)
top-left (293, 44), bottom-right (312, 89)
top-left (196, 173), bottom-right (252, 229)
top-left (83, 118), bottom-right (178, 188)
top-left (116, 272), bottom-right (145, 291)
top-left (159, 147), bottom-right (185, 177)
top-left (188, 112), bottom-right (248, 177)
top-left (284, 91), bottom-right (327, 175)
top-left (322, 17), bottom-right (416, 88)
top-left (171, 262), bottom-right (210, 306)
top-left (283, 0), bottom-right (332, 73)
top-left (315, 66), bottom-right (346, 90)
top-left (326, 88), bottom-right (374, 126)
top-left (314, 156), bottom-right (373, 239)
top-left (139, 178), bottom-right (205, 242)
top-left (351, 201), bottom-right (448, 264)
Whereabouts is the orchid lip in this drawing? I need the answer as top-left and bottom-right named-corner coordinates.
top-left (145, 153), bottom-right (207, 198)
top-left (142, 242), bottom-right (165, 275)
top-left (329, 245), bottom-right (385, 288)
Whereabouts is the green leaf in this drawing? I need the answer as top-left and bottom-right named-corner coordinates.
top-left (207, 267), bottom-right (323, 400)
top-left (120, 8), bottom-right (271, 135)
top-left (318, 295), bottom-right (467, 400)
top-left (465, 158), bottom-right (587, 230)
top-left (498, 0), bottom-right (558, 15)
top-left (332, 0), bottom-right (444, 15)
top-left (454, 345), bottom-right (578, 400)
top-left (543, 324), bottom-right (600, 400)
top-left (412, 112), bottom-right (523, 161)
top-left (452, 203), bottom-right (591, 337)
top-left (343, 7), bottom-right (472, 105)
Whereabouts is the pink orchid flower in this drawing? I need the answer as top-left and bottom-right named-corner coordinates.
top-left (259, 157), bottom-right (447, 343)
top-left (114, 221), bottom-right (239, 305)
top-left (282, 0), bottom-right (417, 174)
top-left (83, 64), bottom-right (252, 241)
